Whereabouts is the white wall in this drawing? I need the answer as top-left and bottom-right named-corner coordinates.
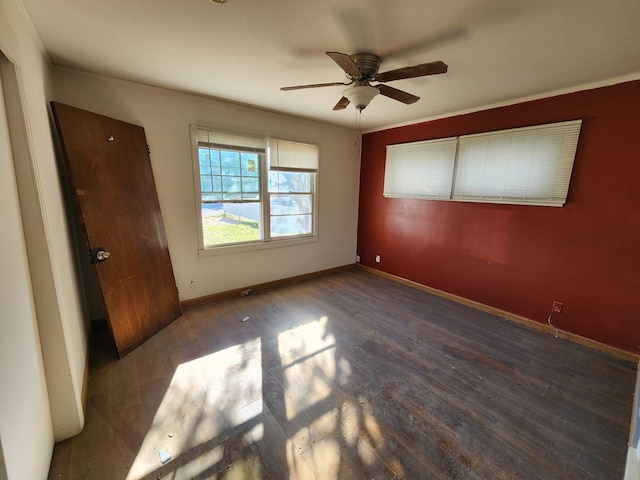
top-left (0, 0), bottom-right (87, 464)
top-left (0, 57), bottom-right (52, 480)
top-left (51, 68), bottom-right (361, 301)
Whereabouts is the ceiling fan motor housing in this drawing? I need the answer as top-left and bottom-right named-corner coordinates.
top-left (350, 52), bottom-right (382, 81)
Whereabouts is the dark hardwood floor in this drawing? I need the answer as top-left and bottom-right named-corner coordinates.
top-left (48, 268), bottom-right (637, 479)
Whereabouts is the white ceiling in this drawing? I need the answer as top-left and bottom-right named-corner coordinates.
top-left (21, 0), bottom-right (640, 132)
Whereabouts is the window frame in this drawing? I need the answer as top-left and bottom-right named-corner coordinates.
top-left (191, 126), bottom-right (318, 256)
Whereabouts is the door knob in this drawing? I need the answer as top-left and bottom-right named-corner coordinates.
top-left (96, 250), bottom-right (110, 261)
top-left (89, 247), bottom-right (111, 264)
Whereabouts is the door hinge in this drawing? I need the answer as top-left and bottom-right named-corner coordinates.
top-left (147, 145), bottom-right (151, 154)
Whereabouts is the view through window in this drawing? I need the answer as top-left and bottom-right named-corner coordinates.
top-left (193, 127), bottom-right (318, 249)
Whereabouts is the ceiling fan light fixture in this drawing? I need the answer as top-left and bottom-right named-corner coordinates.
top-left (343, 85), bottom-right (379, 111)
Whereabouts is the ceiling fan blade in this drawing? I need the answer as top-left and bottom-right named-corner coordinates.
top-left (377, 84), bottom-right (420, 104)
top-left (326, 51), bottom-right (362, 78)
top-left (281, 81), bottom-right (349, 91)
top-left (376, 61), bottom-right (448, 83)
top-left (332, 96), bottom-right (350, 111)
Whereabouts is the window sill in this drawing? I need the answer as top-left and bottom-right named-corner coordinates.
top-left (198, 234), bottom-right (318, 257)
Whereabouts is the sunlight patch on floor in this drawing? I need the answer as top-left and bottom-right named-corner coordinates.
top-left (124, 314), bottom-right (391, 479)
top-left (278, 316), bottom-right (337, 420)
top-left (157, 444), bottom-right (225, 480)
top-left (126, 338), bottom-right (262, 480)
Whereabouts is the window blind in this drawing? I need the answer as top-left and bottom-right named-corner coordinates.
top-left (195, 126), bottom-right (266, 153)
top-left (384, 137), bottom-right (458, 199)
top-left (269, 139), bottom-right (318, 172)
top-left (452, 120), bottom-right (582, 206)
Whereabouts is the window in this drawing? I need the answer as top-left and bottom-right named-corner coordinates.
top-left (384, 137), bottom-right (457, 199)
top-left (268, 139), bottom-right (316, 238)
top-left (453, 120), bottom-right (582, 205)
top-left (192, 126), bottom-right (318, 250)
top-left (383, 120), bottom-right (582, 207)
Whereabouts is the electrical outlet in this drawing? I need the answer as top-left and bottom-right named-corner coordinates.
top-left (552, 301), bottom-right (563, 313)
top-left (190, 279), bottom-right (198, 289)
top-left (375, 255), bottom-right (381, 263)
top-left (356, 254), bottom-right (361, 263)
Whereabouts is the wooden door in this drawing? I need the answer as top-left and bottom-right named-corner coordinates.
top-left (52, 102), bottom-right (181, 357)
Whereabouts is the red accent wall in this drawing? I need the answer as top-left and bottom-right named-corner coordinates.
top-left (357, 80), bottom-right (640, 353)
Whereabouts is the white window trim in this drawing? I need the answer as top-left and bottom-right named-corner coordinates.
top-left (197, 233), bottom-right (318, 257)
top-left (191, 125), bottom-right (319, 256)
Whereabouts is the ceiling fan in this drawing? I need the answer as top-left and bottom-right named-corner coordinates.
top-left (281, 51), bottom-right (448, 111)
